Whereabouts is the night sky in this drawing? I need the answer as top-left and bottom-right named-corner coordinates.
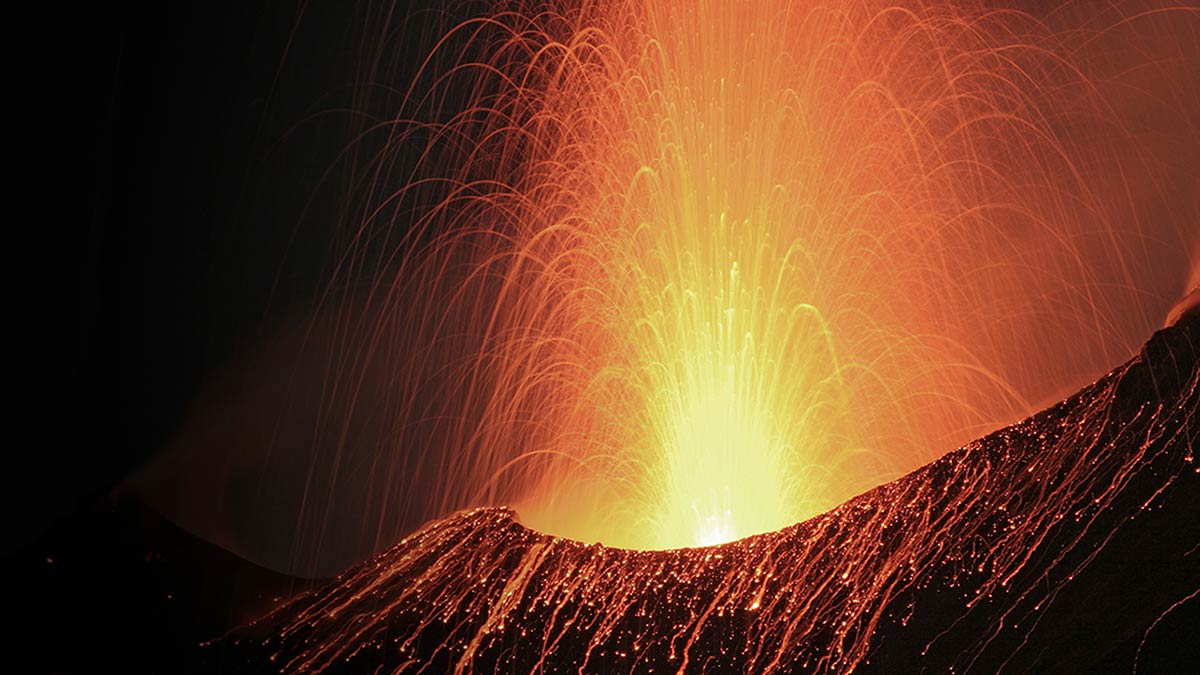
top-left (18, 0), bottom-right (412, 541)
top-left (15, 1), bottom-right (370, 667)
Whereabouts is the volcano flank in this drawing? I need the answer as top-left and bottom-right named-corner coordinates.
top-left (201, 312), bottom-right (1199, 674)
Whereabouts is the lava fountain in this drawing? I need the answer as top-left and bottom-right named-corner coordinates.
top-left (142, 0), bottom-right (1199, 572)
top-left (307, 0), bottom-right (1196, 550)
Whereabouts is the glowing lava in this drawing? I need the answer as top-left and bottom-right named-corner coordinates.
top-left (341, 0), bottom-right (1196, 549)
top-left (148, 0), bottom-right (1199, 568)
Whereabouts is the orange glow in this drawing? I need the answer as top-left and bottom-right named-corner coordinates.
top-left (287, 0), bottom-right (1200, 552)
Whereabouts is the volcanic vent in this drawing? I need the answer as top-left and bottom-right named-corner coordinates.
top-left (206, 312), bottom-right (1198, 674)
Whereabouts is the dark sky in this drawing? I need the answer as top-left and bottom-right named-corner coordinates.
top-left (17, 0), bottom-right (356, 552)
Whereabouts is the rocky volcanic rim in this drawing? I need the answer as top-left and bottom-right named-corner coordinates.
top-left (210, 314), bottom-right (1198, 675)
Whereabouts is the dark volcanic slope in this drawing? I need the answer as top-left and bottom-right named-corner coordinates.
top-left (210, 315), bottom-right (1199, 674)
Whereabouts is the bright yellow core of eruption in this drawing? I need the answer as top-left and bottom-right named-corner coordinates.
top-left (467, 0), bottom-right (1163, 552)
top-left (660, 377), bottom-right (789, 548)
top-left (642, 260), bottom-right (807, 549)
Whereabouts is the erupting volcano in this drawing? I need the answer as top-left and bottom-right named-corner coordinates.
top-left (42, 0), bottom-right (1196, 672)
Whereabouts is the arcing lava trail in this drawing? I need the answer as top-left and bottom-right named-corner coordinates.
top-left (209, 310), bottom-right (1199, 674)
top-left (143, 0), bottom-right (1200, 576)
